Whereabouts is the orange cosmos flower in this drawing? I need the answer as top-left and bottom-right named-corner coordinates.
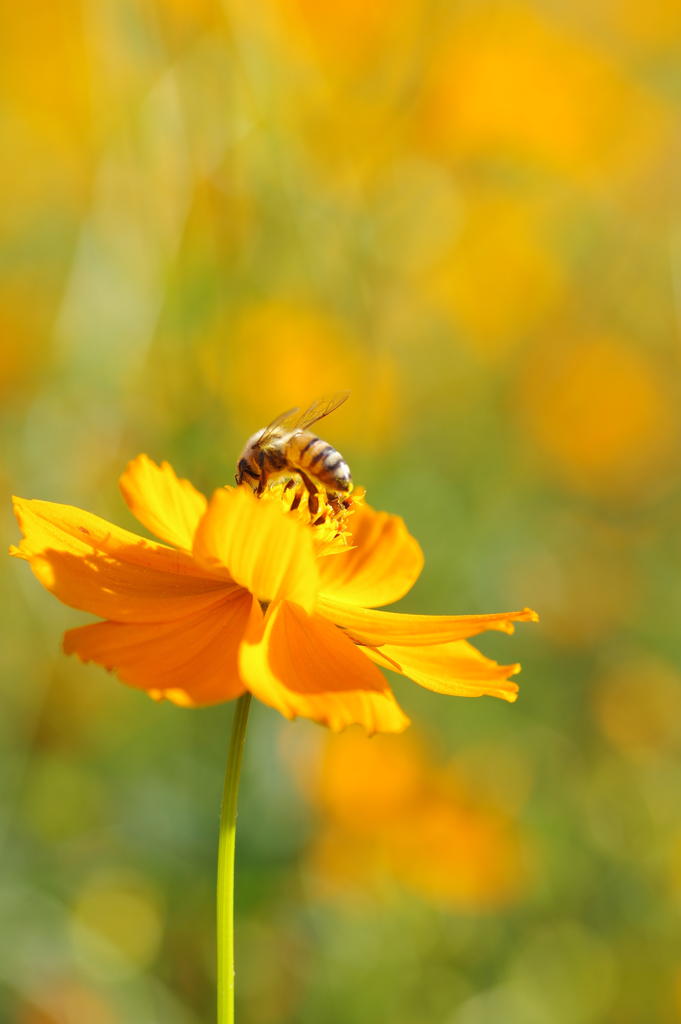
top-left (305, 730), bottom-right (531, 911)
top-left (9, 455), bottom-right (536, 733)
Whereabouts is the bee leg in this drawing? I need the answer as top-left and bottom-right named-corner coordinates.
top-left (289, 476), bottom-right (308, 512)
top-left (283, 477), bottom-right (300, 511)
top-left (256, 451), bottom-right (267, 496)
top-left (298, 470), bottom-right (320, 516)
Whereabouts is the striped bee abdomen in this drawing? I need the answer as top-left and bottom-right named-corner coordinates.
top-left (291, 432), bottom-right (353, 494)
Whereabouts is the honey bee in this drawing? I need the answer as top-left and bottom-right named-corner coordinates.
top-left (235, 391), bottom-right (352, 515)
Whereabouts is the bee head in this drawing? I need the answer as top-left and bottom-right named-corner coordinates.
top-left (235, 429), bottom-right (265, 489)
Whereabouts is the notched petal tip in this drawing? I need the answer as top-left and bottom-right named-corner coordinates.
top-left (364, 638), bottom-right (523, 703)
top-left (519, 607), bottom-right (539, 623)
top-left (9, 495), bottom-right (233, 622)
top-left (484, 607), bottom-right (539, 635)
top-left (62, 628), bottom-right (89, 660)
top-left (11, 495), bottom-right (27, 529)
top-left (119, 453), bottom-right (208, 551)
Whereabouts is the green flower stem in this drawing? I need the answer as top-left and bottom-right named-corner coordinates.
top-left (217, 692), bottom-right (252, 1024)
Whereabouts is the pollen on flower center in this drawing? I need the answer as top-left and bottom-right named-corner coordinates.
top-left (255, 478), bottom-right (364, 557)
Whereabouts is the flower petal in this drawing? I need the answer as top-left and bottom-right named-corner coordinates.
top-left (119, 454), bottom-right (208, 550)
top-left (193, 487), bottom-right (319, 613)
top-left (318, 599), bottom-right (538, 646)
top-left (63, 589), bottom-right (252, 707)
top-left (364, 640), bottom-right (521, 702)
top-left (11, 497), bottom-right (236, 622)
top-left (239, 599), bottom-right (410, 733)
top-left (318, 501), bottom-right (423, 608)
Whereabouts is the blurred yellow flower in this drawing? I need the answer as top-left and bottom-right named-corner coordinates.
top-left (418, 5), bottom-right (667, 183)
top-left (0, 1), bottom-right (89, 148)
top-left (274, 0), bottom-right (411, 72)
top-left (10, 455), bottom-right (535, 732)
top-left (306, 730), bottom-right (531, 910)
top-left (0, 3), bottom-right (89, 247)
top-left (423, 192), bottom-right (565, 358)
top-left (518, 335), bottom-right (678, 498)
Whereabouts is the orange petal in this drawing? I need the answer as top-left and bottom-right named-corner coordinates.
top-left (364, 640), bottom-right (521, 702)
top-left (119, 454), bottom-right (208, 550)
top-left (12, 497), bottom-right (236, 622)
top-left (318, 599), bottom-right (538, 646)
top-left (193, 487), bottom-right (319, 614)
top-left (239, 600), bottom-right (410, 733)
top-left (318, 501), bottom-right (423, 608)
top-left (63, 589), bottom-right (252, 707)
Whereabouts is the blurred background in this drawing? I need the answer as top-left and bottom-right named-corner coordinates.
top-left (3, 0), bottom-right (681, 1021)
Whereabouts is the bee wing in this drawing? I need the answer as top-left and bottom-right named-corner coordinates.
top-left (293, 391), bottom-right (350, 432)
top-left (257, 406), bottom-right (301, 445)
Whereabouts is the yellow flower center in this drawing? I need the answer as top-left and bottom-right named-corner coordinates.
top-left (257, 478), bottom-right (364, 557)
